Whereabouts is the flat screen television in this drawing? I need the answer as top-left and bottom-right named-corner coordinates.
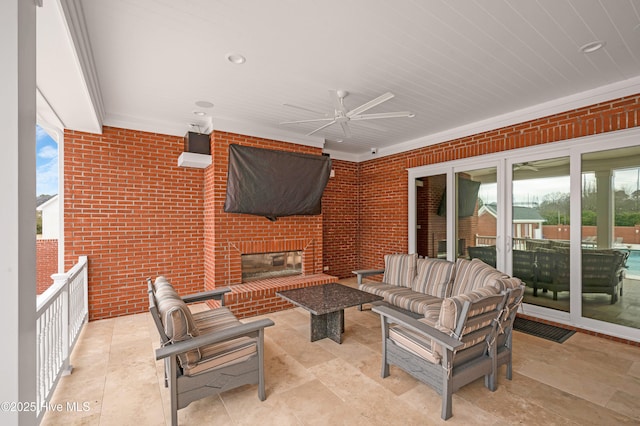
top-left (224, 144), bottom-right (332, 221)
top-left (437, 177), bottom-right (481, 217)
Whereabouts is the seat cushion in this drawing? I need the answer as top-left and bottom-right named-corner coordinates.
top-left (360, 282), bottom-right (442, 315)
top-left (421, 302), bottom-right (444, 327)
top-left (385, 290), bottom-right (443, 316)
top-left (449, 258), bottom-right (507, 296)
top-left (382, 253), bottom-right (417, 288)
top-left (388, 323), bottom-right (442, 365)
top-left (184, 307), bottom-right (258, 375)
top-left (412, 258), bottom-right (455, 298)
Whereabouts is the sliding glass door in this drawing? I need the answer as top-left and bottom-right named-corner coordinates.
top-left (510, 157), bottom-right (570, 313)
top-left (408, 128), bottom-right (640, 342)
top-left (581, 146), bottom-right (640, 328)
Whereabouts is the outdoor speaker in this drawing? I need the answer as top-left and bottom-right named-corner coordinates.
top-left (184, 131), bottom-right (211, 155)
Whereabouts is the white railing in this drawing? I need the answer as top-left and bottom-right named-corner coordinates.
top-left (35, 256), bottom-right (88, 422)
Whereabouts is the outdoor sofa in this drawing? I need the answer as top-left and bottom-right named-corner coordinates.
top-left (355, 254), bottom-right (524, 419)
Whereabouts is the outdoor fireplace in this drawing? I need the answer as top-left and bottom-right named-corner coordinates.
top-left (241, 250), bottom-right (302, 282)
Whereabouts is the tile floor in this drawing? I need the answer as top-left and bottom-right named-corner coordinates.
top-left (42, 279), bottom-right (640, 425)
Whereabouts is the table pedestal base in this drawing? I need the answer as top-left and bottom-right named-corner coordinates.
top-left (310, 310), bottom-right (344, 343)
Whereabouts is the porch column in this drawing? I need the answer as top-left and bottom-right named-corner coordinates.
top-left (595, 169), bottom-right (614, 248)
top-left (0, 1), bottom-right (37, 425)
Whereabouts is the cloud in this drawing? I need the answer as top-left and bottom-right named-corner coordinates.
top-left (37, 158), bottom-right (58, 195)
top-left (38, 145), bottom-right (58, 159)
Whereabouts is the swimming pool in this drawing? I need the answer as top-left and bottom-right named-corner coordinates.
top-left (625, 250), bottom-right (640, 278)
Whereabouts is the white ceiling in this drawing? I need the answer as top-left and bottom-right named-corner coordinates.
top-left (37, 0), bottom-right (640, 162)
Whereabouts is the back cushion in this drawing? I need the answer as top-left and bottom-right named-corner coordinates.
top-left (497, 277), bottom-right (523, 290)
top-left (412, 258), bottom-right (455, 298)
top-left (155, 282), bottom-right (201, 367)
top-left (449, 258), bottom-right (507, 296)
top-left (383, 253), bottom-right (418, 288)
top-left (436, 288), bottom-right (501, 335)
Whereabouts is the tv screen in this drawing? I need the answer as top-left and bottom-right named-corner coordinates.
top-left (437, 177), bottom-right (481, 217)
top-left (224, 144), bottom-right (332, 221)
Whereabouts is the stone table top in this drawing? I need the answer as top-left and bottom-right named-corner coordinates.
top-left (277, 283), bottom-right (383, 315)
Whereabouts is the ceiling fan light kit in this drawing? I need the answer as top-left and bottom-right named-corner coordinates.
top-left (281, 90), bottom-right (414, 138)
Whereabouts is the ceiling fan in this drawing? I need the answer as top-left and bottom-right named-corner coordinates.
top-left (280, 90), bottom-right (414, 138)
top-left (514, 162), bottom-right (539, 171)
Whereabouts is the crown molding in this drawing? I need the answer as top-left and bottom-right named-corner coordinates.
top-left (351, 76), bottom-right (640, 163)
top-left (59, 0), bottom-right (104, 127)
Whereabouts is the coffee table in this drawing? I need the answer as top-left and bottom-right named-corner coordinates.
top-left (276, 283), bottom-right (383, 343)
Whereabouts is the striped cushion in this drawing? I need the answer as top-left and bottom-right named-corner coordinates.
top-left (156, 287), bottom-right (201, 367)
top-left (154, 275), bottom-right (173, 290)
top-left (449, 258), bottom-right (507, 296)
top-left (412, 258), bottom-right (455, 298)
top-left (388, 324), bottom-right (442, 365)
top-left (360, 283), bottom-right (442, 315)
top-left (385, 289), bottom-right (443, 315)
top-left (436, 288), bottom-right (500, 335)
top-left (382, 253), bottom-right (417, 288)
top-left (359, 282), bottom-right (400, 297)
top-left (422, 302), bottom-right (444, 327)
top-left (184, 307), bottom-right (258, 375)
top-left (497, 277), bottom-right (523, 290)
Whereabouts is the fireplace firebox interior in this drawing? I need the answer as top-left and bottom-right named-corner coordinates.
top-left (241, 251), bottom-right (302, 282)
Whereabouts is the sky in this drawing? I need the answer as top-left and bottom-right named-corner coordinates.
top-left (36, 125), bottom-right (58, 196)
top-left (478, 169), bottom-right (640, 206)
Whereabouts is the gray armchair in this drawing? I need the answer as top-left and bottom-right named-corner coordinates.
top-left (373, 291), bottom-right (507, 420)
top-left (147, 277), bottom-right (274, 426)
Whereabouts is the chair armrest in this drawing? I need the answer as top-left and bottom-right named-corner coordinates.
top-left (352, 269), bottom-right (385, 285)
top-left (155, 318), bottom-right (275, 360)
top-left (182, 287), bottom-right (231, 305)
top-left (373, 305), bottom-right (462, 351)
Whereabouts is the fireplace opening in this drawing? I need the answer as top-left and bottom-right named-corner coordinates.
top-left (241, 251), bottom-right (302, 282)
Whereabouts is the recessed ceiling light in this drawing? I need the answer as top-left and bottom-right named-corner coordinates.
top-left (579, 41), bottom-right (606, 54)
top-left (226, 53), bottom-right (246, 64)
top-left (195, 100), bottom-right (214, 108)
top-left (193, 111), bottom-right (206, 116)
top-left (336, 139), bottom-right (343, 143)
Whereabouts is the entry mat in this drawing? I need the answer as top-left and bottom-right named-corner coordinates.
top-left (513, 317), bottom-right (575, 343)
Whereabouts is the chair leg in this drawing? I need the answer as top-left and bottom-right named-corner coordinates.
top-left (169, 356), bottom-right (179, 426)
top-left (485, 343), bottom-right (497, 391)
top-left (380, 317), bottom-right (390, 378)
top-left (258, 329), bottom-right (266, 401)
top-left (441, 373), bottom-right (453, 420)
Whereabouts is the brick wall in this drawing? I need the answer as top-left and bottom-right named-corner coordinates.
top-left (63, 94), bottom-right (640, 320)
top-left (357, 155), bottom-right (409, 270)
top-left (322, 159), bottom-right (359, 278)
top-left (204, 131), bottom-right (326, 289)
top-left (64, 127), bottom-right (206, 320)
top-left (356, 94), bottom-right (640, 270)
top-left (36, 239), bottom-right (58, 295)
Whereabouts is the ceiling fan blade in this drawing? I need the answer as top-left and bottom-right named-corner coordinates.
top-left (329, 90), bottom-right (348, 114)
top-left (347, 92), bottom-right (394, 117)
top-left (307, 120), bottom-right (336, 136)
top-left (340, 121), bottom-right (352, 138)
top-left (350, 111), bottom-right (414, 120)
top-left (283, 103), bottom-right (327, 116)
top-left (280, 117), bottom-right (334, 125)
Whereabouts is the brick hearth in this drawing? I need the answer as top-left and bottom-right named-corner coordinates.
top-left (218, 273), bottom-right (338, 318)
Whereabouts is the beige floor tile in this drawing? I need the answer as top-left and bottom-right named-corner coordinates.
top-left (43, 278), bottom-right (640, 425)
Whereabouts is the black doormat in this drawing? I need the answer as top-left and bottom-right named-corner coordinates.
top-left (513, 317), bottom-right (575, 343)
